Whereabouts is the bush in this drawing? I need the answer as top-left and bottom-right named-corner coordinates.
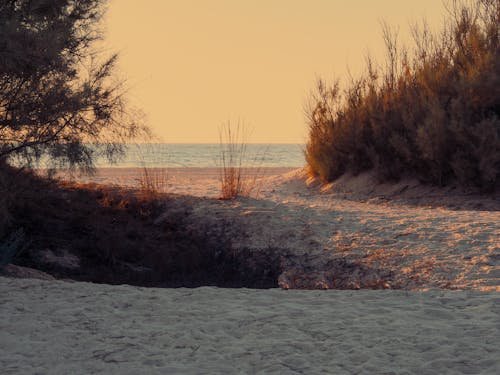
top-left (305, 0), bottom-right (499, 191)
top-left (0, 164), bottom-right (280, 288)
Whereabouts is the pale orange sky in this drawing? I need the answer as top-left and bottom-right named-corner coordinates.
top-left (105, 0), bottom-right (446, 143)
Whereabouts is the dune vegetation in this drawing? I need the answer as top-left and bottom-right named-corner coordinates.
top-left (218, 121), bottom-right (265, 199)
top-left (0, 161), bottom-right (282, 287)
top-left (305, 0), bottom-right (499, 191)
top-left (0, 1), bottom-right (281, 287)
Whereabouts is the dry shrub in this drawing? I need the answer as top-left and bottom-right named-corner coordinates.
top-left (306, 0), bottom-right (499, 191)
top-left (0, 229), bottom-right (25, 272)
top-left (219, 120), bottom-right (264, 199)
top-left (1, 164), bottom-right (280, 288)
top-left (138, 167), bottom-right (169, 198)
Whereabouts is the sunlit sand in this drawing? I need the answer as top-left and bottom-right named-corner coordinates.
top-left (67, 166), bottom-right (499, 291)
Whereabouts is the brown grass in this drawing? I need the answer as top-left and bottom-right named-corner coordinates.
top-left (218, 120), bottom-right (264, 199)
top-left (138, 167), bottom-right (169, 198)
top-left (305, 0), bottom-right (499, 191)
top-left (0, 162), bottom-right (282, 287)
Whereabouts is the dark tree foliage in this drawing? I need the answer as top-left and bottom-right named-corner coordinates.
top-left (0, 0), bottom-right (148, 171)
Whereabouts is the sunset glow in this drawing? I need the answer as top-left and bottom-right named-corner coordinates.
top-left (105, 0), bottom-right (446, 143)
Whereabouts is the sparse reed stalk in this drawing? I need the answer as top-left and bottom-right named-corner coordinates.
top-left (218, 120), bottom-right (264, 199)
top-left (139, 166), bottom-right (169, 197)
top-left (134, 143), bottom-right (169, 197)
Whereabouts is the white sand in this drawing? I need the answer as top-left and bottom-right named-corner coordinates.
top-left (4, 167), bottom-right (498, 373)
top-left (1, 277), bottom-right (499, 374)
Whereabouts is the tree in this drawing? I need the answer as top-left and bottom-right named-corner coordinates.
top-left (0, 0), bottom-right (148, 171)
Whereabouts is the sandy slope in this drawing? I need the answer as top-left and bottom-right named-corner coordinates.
top-left (251, 170), bottom-right (499, 291)
top-left (1, 277), bottom-right (499, 374)
top-left (53, 167), bottom-right (500, 291)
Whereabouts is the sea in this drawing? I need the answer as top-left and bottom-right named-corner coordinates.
top-left (95, 143), bottom-right (305, 168)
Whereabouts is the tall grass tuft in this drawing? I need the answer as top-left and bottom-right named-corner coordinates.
top-left (305, 0), bottom-right (499, 191)
top-left (133, 143), bottom-right (170, 198)
top-left (138, 167), bottom-right (169, 198)
top-left (218, 120), bottom-right (263, 199)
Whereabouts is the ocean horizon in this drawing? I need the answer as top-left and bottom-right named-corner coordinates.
top-left (95, 143), bottom-right (305, 168)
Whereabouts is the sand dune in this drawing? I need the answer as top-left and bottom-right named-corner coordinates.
top-left (66, 167), bottom-right (500, 291)
top-left (1, 277), bottom-right (499, 374)
top-left (4, 167), bottom-right (498, 373)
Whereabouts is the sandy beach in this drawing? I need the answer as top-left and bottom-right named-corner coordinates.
top-left (3, 0), bottom-right (498, 373)
top-left (1, 277), bottom-right (499, 374)
top-left (3, 167), bottom-right (499, 374)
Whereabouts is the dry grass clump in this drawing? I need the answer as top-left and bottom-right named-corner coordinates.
top-left (138, 167), bottom-right (169, 198)
top-left (306, 0), bottom-right (499, 191)
top-left (132, 143), bottom-right (170, 198)
top-left (219, 120), bottom-right (264, 199)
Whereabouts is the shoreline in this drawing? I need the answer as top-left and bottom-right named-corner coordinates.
top-left (49, 166), bottom-right (301, 197)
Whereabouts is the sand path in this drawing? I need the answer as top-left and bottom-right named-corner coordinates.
top-left (45, 167), bottom-right (500, 290)
top-left (175, 169), bottom-right (499, 291)
top-left (1, 277), bottom-right (499, 374)
top-left (55, 167), bottom-right (500, 290)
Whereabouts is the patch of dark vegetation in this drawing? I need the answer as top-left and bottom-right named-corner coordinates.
top-left (278, 254), bottom-right (396, 290)
top-left (0, 162), bottom-right (284, 288)
top-left (306, 0), bottom-right (499, 192)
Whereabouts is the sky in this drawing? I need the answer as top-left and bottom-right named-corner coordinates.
top-left (105, 0), bottom-right (447, 143)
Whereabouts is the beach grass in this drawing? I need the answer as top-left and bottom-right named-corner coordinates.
top-left (0, 162), bottom-right (283, 288)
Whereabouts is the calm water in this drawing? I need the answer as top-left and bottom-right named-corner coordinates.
top-left (95, 144), bottom-right (305, 168)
